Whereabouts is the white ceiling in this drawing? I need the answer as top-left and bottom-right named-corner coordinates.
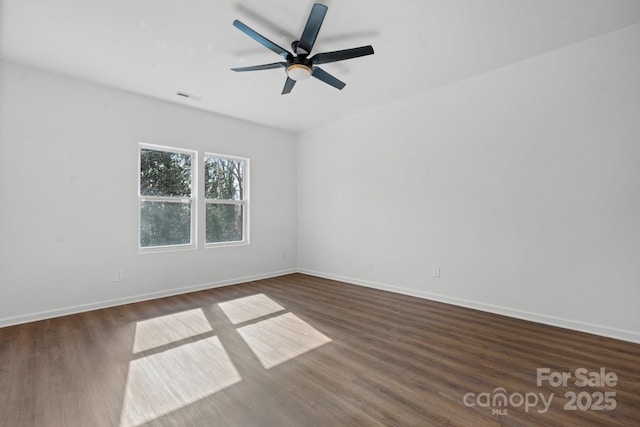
top-left (2, 0), bottom-right (640, 133)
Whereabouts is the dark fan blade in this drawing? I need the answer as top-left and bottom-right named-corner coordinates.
top-left (282, 77), bottom-right (296, 95)
top-left (298, 3), bottom-right (328, 54)
top-left (233, 20), bottom-right (292, 59)
top-left (312, 67), bottom-right (346, 90)
top-left (231, 62), bottom-right (286, 72)
top-left (311, 45), bottom-right (374, 65)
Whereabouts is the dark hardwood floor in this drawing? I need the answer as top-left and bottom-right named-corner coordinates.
top-left (1, 273), bottom-right (639, 426)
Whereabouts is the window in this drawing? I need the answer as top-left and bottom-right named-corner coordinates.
top-left (204, 153), bottom-right (248, 246)
top-left (139, 144), bottom-right (195, 250)
top-left (138, 144), bottom-right (248, 251)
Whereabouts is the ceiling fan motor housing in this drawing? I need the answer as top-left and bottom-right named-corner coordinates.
top-left (286, 56), bottom-right (313, 81)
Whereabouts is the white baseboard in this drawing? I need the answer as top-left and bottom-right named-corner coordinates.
top-left (297, 268), bottom-right (640, 344)
top-left (0, 269), bottom-right (297, 328)
top-left (3, 267), bottom-right (638, 345)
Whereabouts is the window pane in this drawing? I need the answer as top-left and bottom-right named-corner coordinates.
top-left (206, 203), bottom-right (243, 243)
top-left (140, 201), bottom-right (191, 247)
top-left (204, 157), bottom-right (244, 200)
top-left (140, 149), bottom-right (192, 197)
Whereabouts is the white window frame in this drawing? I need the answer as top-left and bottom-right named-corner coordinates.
top-left (138, 143), bottom-right (197, 253)
top-left (204, 152), bottom-right (250, 248)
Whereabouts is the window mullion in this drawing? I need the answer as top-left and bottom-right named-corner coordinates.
top-left (141, 195), bottom-right (193, 203)
top-left (204, 199), bottom-right (243, 205)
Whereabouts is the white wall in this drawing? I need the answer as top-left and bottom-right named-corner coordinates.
top-left (297, 24), bottom-right (640, 343)
top-left (0, 61), bottom-right (297, 325)
top-left (2, 24), bottom-right (639, 344)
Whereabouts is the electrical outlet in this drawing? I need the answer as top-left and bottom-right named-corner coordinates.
top-left (114, 271), bottom-right (124, 282)
top-left (433, 267), bottom-right (440, 278)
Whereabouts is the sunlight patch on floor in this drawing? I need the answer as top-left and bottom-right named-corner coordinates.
top-left (218, 293), bottom-right (285, 325)
top-left (120, 336), bottom-right (240, 427)
top-left (132, 308), bottom-right (213, 353)
top-left (119, 297), bottom-right (332, 425)
top-left (237, 312), bottom-right (332, 369)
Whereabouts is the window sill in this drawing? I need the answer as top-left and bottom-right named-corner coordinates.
top-left (205, 240), bottom-right (249, 249)
top-left (138, 244), bottom-right (196, 254)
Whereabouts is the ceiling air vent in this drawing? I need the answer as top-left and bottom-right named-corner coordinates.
top-left (176, 91), bottom-right (203, 101)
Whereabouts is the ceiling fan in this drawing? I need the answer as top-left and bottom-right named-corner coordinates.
top-left (231, 3), bottom-right (374, 95)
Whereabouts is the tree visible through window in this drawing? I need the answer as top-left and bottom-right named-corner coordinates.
top-left (139, 146), bottom-right (194, 248)
top-left (204, 154), bottom-right (248, 244)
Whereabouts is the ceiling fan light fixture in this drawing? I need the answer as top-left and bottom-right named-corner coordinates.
top-left (287, 64), bottom-right (312, 81)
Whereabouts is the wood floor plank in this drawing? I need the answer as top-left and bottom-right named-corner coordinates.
top-left (0, 273), bottom-right (638, 426)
